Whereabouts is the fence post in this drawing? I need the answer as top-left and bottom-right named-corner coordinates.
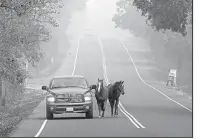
top-left (22, 60), bottom-right (28, 88)
top-left (0, 78), bottom-right (6, 106)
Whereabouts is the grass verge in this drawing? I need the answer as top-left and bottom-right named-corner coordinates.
top-left (0, 88), bottom-right (46, 137)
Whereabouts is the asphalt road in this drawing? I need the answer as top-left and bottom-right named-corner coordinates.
top-left (10, 35), bottom-right (192, 137)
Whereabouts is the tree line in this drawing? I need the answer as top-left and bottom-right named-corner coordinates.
top-left (112, 0), bottom-right (192, 86)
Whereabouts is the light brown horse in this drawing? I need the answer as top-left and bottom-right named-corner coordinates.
top-left (95, 78), bottom-right (108, 118)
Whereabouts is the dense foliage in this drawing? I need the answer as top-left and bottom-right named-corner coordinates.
top-left (0, 0), bottom-right (63, 84)
top-left (132, 0), bottom-right (192, 36)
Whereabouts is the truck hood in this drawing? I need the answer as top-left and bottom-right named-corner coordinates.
top-left (49, 88), bottom-right (89, 95)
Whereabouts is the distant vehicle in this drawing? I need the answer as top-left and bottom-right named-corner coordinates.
top-left (42, 75), bottom-right (95, 119)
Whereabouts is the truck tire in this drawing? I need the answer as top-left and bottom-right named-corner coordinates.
top-left (86, 104), bottom-right (93, 119)
top-left (86, 110), bottom-right (93, 119)
top-left (46, 106), bottom-right (53, 119)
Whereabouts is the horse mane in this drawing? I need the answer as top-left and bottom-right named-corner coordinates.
top-left (112, 81), bottom-right (121, 94)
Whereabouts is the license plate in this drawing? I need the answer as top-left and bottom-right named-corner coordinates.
top-left (66, 107), bottom-right (73, 111)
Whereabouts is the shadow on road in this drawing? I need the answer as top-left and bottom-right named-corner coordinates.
top-left (30, 117), bottom-right (46, 121)
top-left (32, 115), bottom-right (122, 121)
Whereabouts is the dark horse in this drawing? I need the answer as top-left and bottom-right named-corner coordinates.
top-left (107, 81), bottom-right (125, 117)
top-left (95, 78), bottom-right (108, 118)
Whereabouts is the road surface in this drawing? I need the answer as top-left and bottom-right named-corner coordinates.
top-left (10, 35), bottom-right (192, 137)
top-left (10, 0), bottom-right (192, 137)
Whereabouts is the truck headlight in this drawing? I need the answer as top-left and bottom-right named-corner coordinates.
top-left (46, 96), bottom-right (55, 102)
top-left (84, 96), bottom-right (92, 102)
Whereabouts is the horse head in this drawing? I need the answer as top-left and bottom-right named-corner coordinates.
top-left (115, 80), bottom-right (125, 95)
top-left (97, 78), bottom-right (104, 93)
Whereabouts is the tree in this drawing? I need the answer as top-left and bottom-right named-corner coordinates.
top-left (113, 0), bottom-right (192, 36)
top-left (0, 0), bottom-right (63, 84)
top-left (132, 0), bottom-right (192, 36)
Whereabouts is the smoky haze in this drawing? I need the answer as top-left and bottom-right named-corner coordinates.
top-left (0, 0), bottom-right (192, 137)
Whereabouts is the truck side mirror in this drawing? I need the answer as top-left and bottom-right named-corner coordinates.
top-left (89, 85), bottom-right (96, 90)
top-left (42, 85), bottom-right (48, 90)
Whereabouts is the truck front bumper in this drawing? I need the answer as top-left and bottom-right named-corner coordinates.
top-left (46, 101), bottom-right (93, 114)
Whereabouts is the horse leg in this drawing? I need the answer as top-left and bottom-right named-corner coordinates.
top-left (109, 99), bottom-right (114, 117)
top-left (97, 100), bottom-right (101, 118)
top-left (114, 98), bottom-right (119, 116)
top-left (101, 101), bottom-right (104, 117)
top-left (101, 100), bottom-right (107, 117)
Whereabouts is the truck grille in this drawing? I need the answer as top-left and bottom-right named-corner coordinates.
top-left (55, 94), bottom-right (84, 103)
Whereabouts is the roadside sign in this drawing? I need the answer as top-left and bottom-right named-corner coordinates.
top-left (169, 69), bottom-right (177, 77)
top-left (166, 69), bottom-right (177, 87)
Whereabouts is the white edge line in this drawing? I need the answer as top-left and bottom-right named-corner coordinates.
top-left (72, 37), bottom-right (80, 75)
top-left (119, 39), bottom-right (192, 112)
top-left (98, 37), bottom-right (145, 129)
top-left (34, 37), bottom-right (81, 137)
top-left (34, 120), bottom-right (47, 137)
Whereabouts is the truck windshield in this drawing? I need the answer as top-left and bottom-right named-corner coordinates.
top-left (50, 78), bottom-right (88, 89)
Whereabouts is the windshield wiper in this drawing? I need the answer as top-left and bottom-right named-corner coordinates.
top-left (67, 86), bottom-right (86, 89)
top-left (51, 86), bottom-right (62, 89)
top-left (66, 86), bottom-right (77, 87)
top-left (51, 86), bottom-right (69, 89)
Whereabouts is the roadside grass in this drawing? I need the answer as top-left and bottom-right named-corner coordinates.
top-left (0, 52), bottom-right (63, 137)
top-left (0, 88), bottom-right (46, 137)
top-left (130, 45), bottom-right (192, 99)
top-left (0, 36), bottom-right (69, 137)
top-left (153, 55), bottom-right (192, 95)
